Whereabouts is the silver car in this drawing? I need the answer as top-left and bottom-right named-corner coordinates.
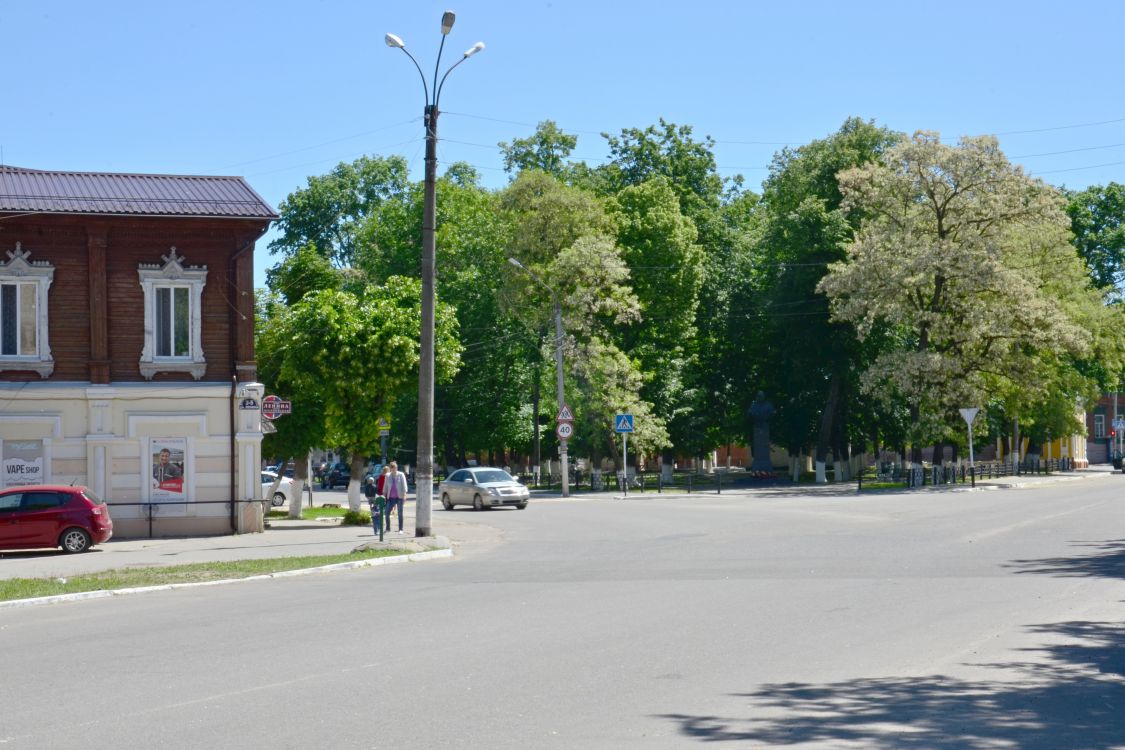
top-left (439, 467), bottom-right (529, 511)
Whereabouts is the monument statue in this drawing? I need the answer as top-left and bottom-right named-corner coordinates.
top-left (748, 391), bottom-right (775, 473)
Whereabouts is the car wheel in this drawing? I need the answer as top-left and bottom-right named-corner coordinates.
top-left (60, 527), bottom-right (92, 554)
top-left (473, 494), bottom-right (483, 511)
top-left (516, 502), bottom-right (527, 510)
top-left (442, 493), bottom-right (453, 510)
top-left (272, 492), bottom-right (286, 507)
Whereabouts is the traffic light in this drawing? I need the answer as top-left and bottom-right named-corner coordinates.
top-left (1112, 430), bottom-right (1117, 439)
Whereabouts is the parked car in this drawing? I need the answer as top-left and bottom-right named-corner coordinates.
top-left (0, 485), bottom-right (114, 553)
top-left (438, 467), bottom-right (529, 511)
top-left (261, 471), bottom-right (296, 507)
top-left (322, 463), bottom-right (351, 489)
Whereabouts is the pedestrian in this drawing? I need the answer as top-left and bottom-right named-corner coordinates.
top-left (363, 476), bottom-right (380, 535)
top-left (376, 464), bottom-right (390, 528)
top-left (384, 461), bottom-right (407, 534)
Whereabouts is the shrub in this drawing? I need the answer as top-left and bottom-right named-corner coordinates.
top-left (341, 510), bottom-right (372, 526)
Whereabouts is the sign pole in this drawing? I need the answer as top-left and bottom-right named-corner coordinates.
top-left (622, 432), bottom-right (628, 497)
top-left (959, 407), bottom-right (980, 469)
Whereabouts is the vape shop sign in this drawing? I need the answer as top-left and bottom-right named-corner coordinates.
top-left (3, 440), bottom-right (45, 488)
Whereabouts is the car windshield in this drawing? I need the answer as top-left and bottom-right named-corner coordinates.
top-left (474, 469), bottom-right (514, 484)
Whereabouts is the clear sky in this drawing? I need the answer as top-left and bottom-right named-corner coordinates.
top-left (4, 1), bottom-right (1124, 288)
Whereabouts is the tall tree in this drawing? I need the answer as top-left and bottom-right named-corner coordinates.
top-left (752, 118), bottom-right (901, 481)
top-left (269, 155), bottom-right (412, 267)
top-left (267, 281), bottom-right (460, 509)
top-left (1066, 182), bottom-right (1125, 294)
top-left (819, 132), bottom-right (1115, 457)
top-left (499, 120), bottom-right (579, 178)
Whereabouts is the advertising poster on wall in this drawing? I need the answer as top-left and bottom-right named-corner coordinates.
top-left (2, 440), bottom-right (45, 488)
top-left (151, 438), bottom-right (187, 503)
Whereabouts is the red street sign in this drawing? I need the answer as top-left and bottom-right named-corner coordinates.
top-left (262, 395), bottom-right (291, 420)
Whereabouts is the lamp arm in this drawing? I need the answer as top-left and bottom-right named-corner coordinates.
top-left (435, 54), bottom-right (471, 109)
top-left (432, 35), bottom-right (448, 103)
top-left (396, 46), bottom-right (431, 108)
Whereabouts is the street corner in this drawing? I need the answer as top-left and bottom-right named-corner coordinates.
top-left (352, 534), bottom-right (452, 554)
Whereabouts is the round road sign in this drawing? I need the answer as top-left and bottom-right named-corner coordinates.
top-left (556, 421), bottom-right (574, 440)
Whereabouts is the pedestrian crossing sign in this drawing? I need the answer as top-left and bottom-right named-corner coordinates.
top-left (615, 414), bottom-right (634, 433)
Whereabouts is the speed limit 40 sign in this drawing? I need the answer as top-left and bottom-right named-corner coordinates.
top-left (556, 421), bottom-right (574, 440)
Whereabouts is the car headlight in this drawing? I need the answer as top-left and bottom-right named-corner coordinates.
top-left (487, 488), bottom-right (500, 496)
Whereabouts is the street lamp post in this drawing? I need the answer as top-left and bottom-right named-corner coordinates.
top-left (386, 14), bottom-right (484, 537)
top-left (509, 258), bottom-right (570, 497)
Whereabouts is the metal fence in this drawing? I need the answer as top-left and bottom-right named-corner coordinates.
top-left (858, 457), bottom-right (1076, 490)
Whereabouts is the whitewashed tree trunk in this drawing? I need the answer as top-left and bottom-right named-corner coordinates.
top-left (834, 460), bottom-right (845, 481)
top-left (815, 460), bottom-right (827, 484)
top-left (289, 478), bottom-right (306, 519)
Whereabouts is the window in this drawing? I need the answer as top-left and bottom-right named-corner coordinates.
top-left (23, 491), bottom-right (66, 510)
top-left (138, 247), bottom-right (207, 379)
top-left (155, 286), bottom-right (190, 357)
top-left (0, 493), bottom-right (21, 512)
top-left (1094, 414), bottom-right (1106, 439)
top-left (0, 243), bottom-right (54, 377)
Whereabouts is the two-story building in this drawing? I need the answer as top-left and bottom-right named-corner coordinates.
top-left (0, 165), bottom-right (276, 537)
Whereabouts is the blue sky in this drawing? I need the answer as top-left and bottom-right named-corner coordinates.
top-left (4, 1), bottom-right (1124, 287)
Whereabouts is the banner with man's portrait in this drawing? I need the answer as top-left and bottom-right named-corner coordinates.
top-left (150, 438), bottom-right (186, 501)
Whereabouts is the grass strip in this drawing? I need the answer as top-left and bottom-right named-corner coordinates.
top-left (268, 507), bottom-right (351, 519)
top-left (0, 548), bottom-right (410, 602)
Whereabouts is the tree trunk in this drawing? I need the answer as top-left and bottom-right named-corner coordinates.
top-left (815, 373), bottom-right (841, 483)
top-left (661, 449), bottom-right (674, 482)
top-left (347, 454), bottom-right (364, 512)
top-left (288, 451), bottom-right (311, 519)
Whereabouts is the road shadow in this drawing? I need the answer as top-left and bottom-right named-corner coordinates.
top-left (657, 619), bottom-right (1125, 748)
top-left (1008, 539), bottom-right (1125, 580)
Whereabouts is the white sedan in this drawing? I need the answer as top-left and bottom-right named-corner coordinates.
top-left (261, 470), bottom-right (296, 507)
top-left (439, 467), bottom-right (529, 511)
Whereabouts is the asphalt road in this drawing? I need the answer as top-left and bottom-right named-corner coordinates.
top-left (2, 478), bottom-right (1124, 749)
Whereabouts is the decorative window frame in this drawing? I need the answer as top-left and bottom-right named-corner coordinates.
top-left (1093, 413), bottom-right (1106, 440)
top-left (0, 243), bottom-right (55, 378)
top-left (138, 248), bottom-right (207, 380)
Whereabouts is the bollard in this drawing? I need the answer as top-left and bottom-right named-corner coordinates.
top-left (370, 495), bottom-right (387, 542)
top-left (688, 474), bottom-right (693, 494)
top-left (971, 466), bottom-right (975, 488)
top-left (717, 472), bottom-right (722, 495)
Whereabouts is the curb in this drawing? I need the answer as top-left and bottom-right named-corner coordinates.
top-left (0, 548), bottom-right (452, 610)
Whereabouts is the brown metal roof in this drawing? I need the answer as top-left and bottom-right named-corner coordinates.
top-left (0, 165), bottom-right (277, 220)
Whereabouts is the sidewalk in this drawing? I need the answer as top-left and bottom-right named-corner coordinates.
top-left (1, 465), bottom-right (1114, 586)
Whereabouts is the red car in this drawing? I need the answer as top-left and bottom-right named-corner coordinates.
top-left (0, 485), bottom-right (114, 553)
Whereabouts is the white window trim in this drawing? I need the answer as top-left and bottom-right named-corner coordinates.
top-left (1094, 414), bottom-right (1106, 439)
top-left (138, 248), bottom-right (207, 380)
top-left (0, 243), bottom-right (54, 378)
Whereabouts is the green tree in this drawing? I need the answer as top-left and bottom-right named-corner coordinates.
top-left (1066, 182), bottom-right (1125, 293)
top-left (819, 132), bottom-right (1116, 459)
top-left (256, 287), bottom-right (329, 517)
top-left (752, 118), bottom-right (901, 481)
top-left (267, 281), bottom-right (461, 509)
top-left (499, 120), bottom-right (579, 178)
top-left (269, 155), bottom-right (412, 267)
